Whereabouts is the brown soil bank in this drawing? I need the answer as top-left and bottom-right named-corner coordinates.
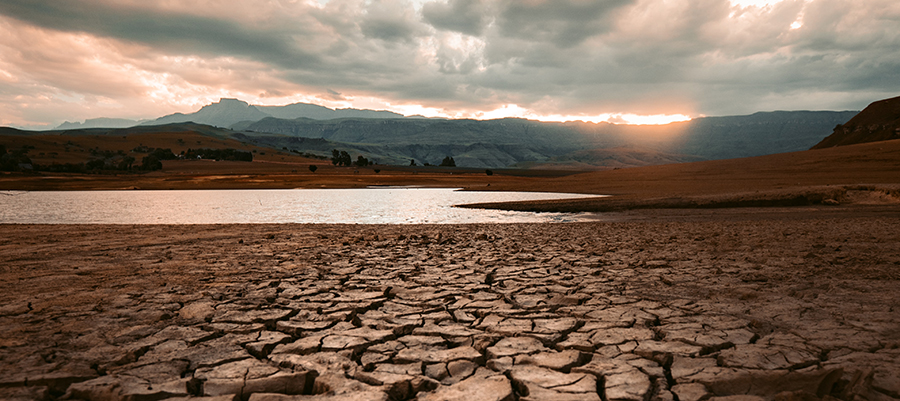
top-left (812, 95), bottom-right (900, 149)
top-left (461, 139), bottom-right (900, 212)
top-left (1, 216), bottom-right (898, 400)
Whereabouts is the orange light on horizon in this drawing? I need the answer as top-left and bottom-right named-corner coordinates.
top-left (455, 104), bottom-right (693, 125)
top-left (532, 113), bottom-right (693, 125)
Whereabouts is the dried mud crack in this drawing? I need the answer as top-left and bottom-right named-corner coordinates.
top-left (1, 217), bottom-right (899, 401)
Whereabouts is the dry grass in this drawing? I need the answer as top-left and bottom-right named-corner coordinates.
top-left (460, 139), bottom-right (900, 212)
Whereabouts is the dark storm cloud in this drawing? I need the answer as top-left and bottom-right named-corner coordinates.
top-left (493, 0), bottom-right (634, 47)
top-left (0, 0), bottom-right (321, 68)
top-left (360, 0), bottom-right (425, 43)
top-left (422, 0), bottom-right (488, 36)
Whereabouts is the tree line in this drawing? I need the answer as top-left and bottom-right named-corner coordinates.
top-left (0, 144), bottom-right (253, 173)
top-left (183, 148), bottom-right (253, 162)
top-left (331, 149), bottom-right (371, 167)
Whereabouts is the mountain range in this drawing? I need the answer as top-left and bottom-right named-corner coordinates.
top-left (54, 99), bottom-right (407, 130)
top-left (56, 117), bottom-right (148, 130)
top-left (43, 98), bottom-right (862, 168)
top-left (137, 98), bottom-right (406, 128)
top-left (232, 110), bottom-right (856, 167)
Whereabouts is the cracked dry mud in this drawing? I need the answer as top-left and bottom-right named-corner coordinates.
top-left (1, 216), bottom-right (899, 401)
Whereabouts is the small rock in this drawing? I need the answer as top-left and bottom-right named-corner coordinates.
top-left (514, 349), bottom-right (588, 372)
top-left (179, 301), bottom-right (216, 322)
top-left (672, 383), bottom-right (712, 401)
top-left (394, 346), bottom-right (483, 364)
top-left (486, 337), bottom-right (548, 359)
top-left (416, 374), bottom-right (514, 401)
top-left (194, 358), bottom-right (314, 399)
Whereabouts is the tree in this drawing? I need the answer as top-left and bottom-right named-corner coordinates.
top-left (1, 146), bottom-right (33, 172)
top-left (410, 159), bottom-right (416, 166)
top-left (141, 155), bottom-right (163, 171)
top-left (330, 149), bottom-right (352, 166)
top-left (117, 156), bottom-right (135, 170)
top-left (440, 156), bottom-right (456, 167)
top-left (485, 169), bottom-right (493, 176)
top-left (308, 165), bottom-right (318, 173)
top-left (331, 149), bottom-right (341, 165)
top-left (355, 155), bottom-right (369, 167)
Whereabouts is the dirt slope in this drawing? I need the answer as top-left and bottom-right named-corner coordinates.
top-left (812, 95), bottom-right (900, 149)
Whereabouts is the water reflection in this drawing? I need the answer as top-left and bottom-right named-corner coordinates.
top-left (0, 188), bottom-right (601, 224)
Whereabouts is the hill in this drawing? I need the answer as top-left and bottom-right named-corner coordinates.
top-left (515, 146), bottom-right (705, 170)
top-left (0, 124), bottom-right (328, 172)
top-left (812, 95), bottom-right (900, 149)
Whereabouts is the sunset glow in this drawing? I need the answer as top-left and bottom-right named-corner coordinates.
top-left (0, 0), bottom-right (896, 129)
top-left (729, 0), bottom-right (786, 7)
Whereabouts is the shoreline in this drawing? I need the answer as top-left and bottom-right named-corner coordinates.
top-left (3, 139), bottom-right (899, 215)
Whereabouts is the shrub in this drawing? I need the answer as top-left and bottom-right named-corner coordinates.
top-left (485, 169), bottom-right (493, 176)
top-left (0, 146), bottom-right (33, 172)
top-left (141, 155), bottom-right (163, 171)
top-left (86, 159), bottom-right (107, 170)
top-left (308, 165), bottom-right (318, 173)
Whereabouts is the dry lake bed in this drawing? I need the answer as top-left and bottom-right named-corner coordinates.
top-left (1, 208), bottom-right (899, 401)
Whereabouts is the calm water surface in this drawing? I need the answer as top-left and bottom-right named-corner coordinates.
top-left (0, 188), bottom-right (600, 224)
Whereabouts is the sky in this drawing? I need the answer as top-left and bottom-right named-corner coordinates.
top-left (0, 0), bottom-right (898, 129)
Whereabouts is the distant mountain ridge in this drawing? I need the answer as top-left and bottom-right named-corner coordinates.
top-left (141, 98), bottom-right (405, 128)
top-left (670, 110), bottom-right (859, 160)
top-left (55, 117), bottom-right (146, 130)
top-left (143, 98), bottom-right (270, 128)
top-left (257, 103), bottom-right (406, 120)
top-left (812, 95), bottom-right (900, 149)
top-left (54, 98), bottom-right (406, 130)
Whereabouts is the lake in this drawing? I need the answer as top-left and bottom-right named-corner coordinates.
top-left (0, 188), bottom-right (601, 224)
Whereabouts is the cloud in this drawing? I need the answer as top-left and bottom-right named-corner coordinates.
top-left (422, 0), bottom-right (488, 36)
top-left (0, 0), bottom-right (899, 128)
top-left (493, 0), bottom-right (634, 47)
top-left (360, 0), bottom-right (428, 43)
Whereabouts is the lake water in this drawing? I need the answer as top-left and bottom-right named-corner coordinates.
top-left (0, 188), bottom-right (601, 224)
